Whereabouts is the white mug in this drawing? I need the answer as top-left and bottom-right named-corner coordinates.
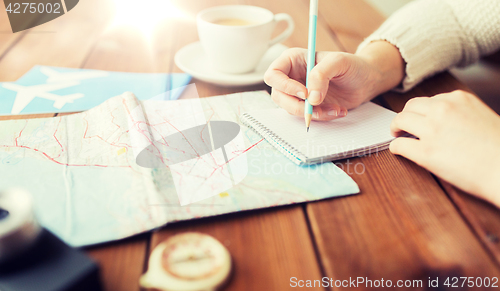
top-left (197, 5), bottom-right (294, 74)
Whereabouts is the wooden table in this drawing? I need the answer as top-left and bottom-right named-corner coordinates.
top-left (2, 0), bottom-right (500, 290)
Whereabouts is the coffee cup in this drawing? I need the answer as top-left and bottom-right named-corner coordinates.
top-left (197, 5), bottom-right (294, 74)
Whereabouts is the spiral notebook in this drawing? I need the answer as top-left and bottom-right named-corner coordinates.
top-left (241, 102), bottom-right (397, 165)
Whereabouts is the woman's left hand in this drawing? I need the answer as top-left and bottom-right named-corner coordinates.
top-left (390, 90), bottom-right (500, 206)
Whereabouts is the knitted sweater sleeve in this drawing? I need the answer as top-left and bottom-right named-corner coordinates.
top-left (356, 0), bottom-right (500, 92)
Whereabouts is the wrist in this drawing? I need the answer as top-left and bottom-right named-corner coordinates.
top-left (356, 40), bottom-right (406, 98)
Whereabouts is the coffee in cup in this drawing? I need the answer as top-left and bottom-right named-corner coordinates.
top-left (211, 18), bottom-right (256, 26)
top-left (197, 5), bottom-right (294, 74)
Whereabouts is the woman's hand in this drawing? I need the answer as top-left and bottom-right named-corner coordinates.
top-left (390, 90), bottom-right (500, 206)
top-left (264, 41), bottom-right (405, 120)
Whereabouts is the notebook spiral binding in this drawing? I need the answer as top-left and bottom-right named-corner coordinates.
top-left (241, 113), bottom-right (307, 165)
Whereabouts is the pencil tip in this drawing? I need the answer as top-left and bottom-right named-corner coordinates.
top-left (307, 127), bottom-right (309, 132)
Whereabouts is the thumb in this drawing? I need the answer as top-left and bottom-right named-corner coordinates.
top-left (307, 52), bottom-right (351, 106)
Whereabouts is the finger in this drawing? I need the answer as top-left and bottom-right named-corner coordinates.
top-left (314, 96), bottom-right (349, 120)
top-left (390, 112), bottom-right (427, 138)
top-left (273, 89), bottom-right (348, 121)
top-left (402, 97), bottom-right (432, 115)
top-left (313, 103), bottom-right (348, 121)
top-left (264, 51), bottom-right (308, 99)
top-left (389, 137), bottom-right (423, 163)
top-left (271, 88), bottom-right (304, 117)
top-left (306, 52), bottom-right (352, 105)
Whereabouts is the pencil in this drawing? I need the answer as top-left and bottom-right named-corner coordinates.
top-left (304, 0), bottom-right (318, 132)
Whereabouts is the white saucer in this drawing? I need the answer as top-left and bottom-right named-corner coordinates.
top-left (174, 42), bottom-right (288, 87)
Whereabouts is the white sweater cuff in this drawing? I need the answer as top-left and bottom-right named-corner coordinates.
top-left (356, 0), bottom-right (465, 92)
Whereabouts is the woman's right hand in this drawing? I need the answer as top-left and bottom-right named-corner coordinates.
top-left (264, 41), bottom-right (406, 120)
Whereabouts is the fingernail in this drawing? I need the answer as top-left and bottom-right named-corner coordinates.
top-left (297, 91), bottom-right (306, 99)
top-left (313, 112), bottom-right (319, 119)
top-left (327, 110), bottom-right (338, 116)
top-left (308, 91), bottom-right (321, 105)
top-left (339, 109), bottom-right (347, 116)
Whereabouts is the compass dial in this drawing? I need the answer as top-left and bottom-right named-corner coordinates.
top-left (140, 232), bottom-right (232, 291)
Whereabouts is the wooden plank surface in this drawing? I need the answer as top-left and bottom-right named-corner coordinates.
top-left (149, 206), bottom-right (324, 291)
top-left (86, 236), bottom-right (150, 291)
top-left (150, 206), bottom-right (321, 290)
top-left (1, 0), bottom-right (499, 290)
top-left (167, 0), bottom-right (344, 96)
top-left (343, 0), bottom-right (500, 271)
top-left (442, 182), bottom-right (500, 265)
top-left (0, 0), bottom-right (115, 118)
top-left (308, 0), bottom-right (500, 288)
top-left (73, 5), bottom-right (180, 291)
top-left (1, 1), bottom-right (156, 290)
top-left (0, 0), bottom-right (27, 58)
top-left (241, 0), bottom-right (340, 51)
top-left (83, 26), bottom-right (165, 73)
top-left (315, 0), bottom-right (385, 53)
top-left (145, 1), bottom-right (338, 290)
top-left (0, 0), bottom-right (113, 81)
top-left (76, 1), bottom-right (335, 288)
top-left (308, 151), bottom-right (500, 288)
top-left (384, 72), bottom-right (500, 269)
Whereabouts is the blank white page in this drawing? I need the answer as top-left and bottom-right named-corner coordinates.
top-left (244, 102), bottom-right (396, 161)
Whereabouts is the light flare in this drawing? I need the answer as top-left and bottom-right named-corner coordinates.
top-left (110, 0), bottom-right (189, 37)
